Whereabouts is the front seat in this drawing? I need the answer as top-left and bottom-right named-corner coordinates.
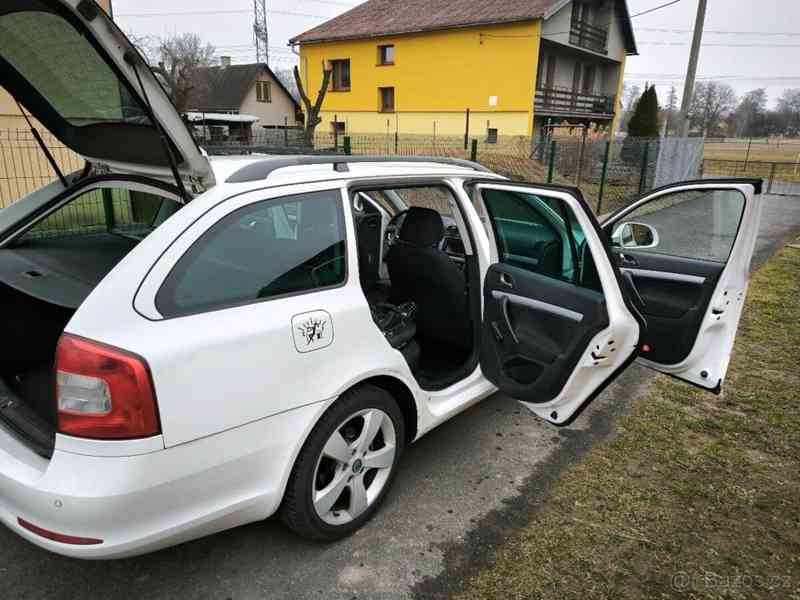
top-left (386, 207), bottom-right (471, 350)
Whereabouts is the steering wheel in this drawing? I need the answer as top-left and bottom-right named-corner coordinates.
top-left (384, 209), bottom-right (409, 248)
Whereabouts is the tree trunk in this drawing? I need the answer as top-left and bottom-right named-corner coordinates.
top-left (294, 64), bottom-right (332, 150)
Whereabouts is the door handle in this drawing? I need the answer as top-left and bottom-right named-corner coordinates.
top-left (619, 253), bottom-right (638, 267)
top-left (499, 272), bottom-right (515, 288)
top-left (500, 295), bottom-right (519, 345)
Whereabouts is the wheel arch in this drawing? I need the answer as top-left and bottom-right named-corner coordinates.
top-left (355, 375), bottom-right (418, 445)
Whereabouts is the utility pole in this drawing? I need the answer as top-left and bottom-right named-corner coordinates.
top-left (254, 0), bottom-right (269, 64)
top-left (678, 0), bottom-right (707, 137)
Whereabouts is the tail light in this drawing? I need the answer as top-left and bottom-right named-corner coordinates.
top-left (55, 334), bottom-right (160, 440)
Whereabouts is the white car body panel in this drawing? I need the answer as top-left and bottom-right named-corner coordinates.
top-left (0, 154), bottom-right (762, 558)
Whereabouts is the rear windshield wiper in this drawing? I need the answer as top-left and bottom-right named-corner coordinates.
top-left (15, 99), bottom-right (68, 189)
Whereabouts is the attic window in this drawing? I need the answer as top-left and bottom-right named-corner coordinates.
top-left (256, 81), bottom-right (272, 103)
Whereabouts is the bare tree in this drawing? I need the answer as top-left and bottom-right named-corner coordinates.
top-left (730, 88), bottom-right (768, 137)
top-left (293, 64), bottom-right (332, 147)
top-left (273, 67), bottom-right (301, 103)
top-left (688, 81), bottom-right (737, 135)
top-left (664, 85), bottom-right (680, 134)
top-left (777, 88), bottom-right (800, 136)
top-left (148, 33), bottom-right (216, 113)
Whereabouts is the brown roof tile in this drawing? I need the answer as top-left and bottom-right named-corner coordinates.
top-left (290, 0), bottom-right (562, 44)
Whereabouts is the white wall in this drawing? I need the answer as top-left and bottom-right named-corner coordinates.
top-left (239, 68), bottom-right (300, 127)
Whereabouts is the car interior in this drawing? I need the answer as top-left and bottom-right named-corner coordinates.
top-left (351, 186), bottom-right (477, 389)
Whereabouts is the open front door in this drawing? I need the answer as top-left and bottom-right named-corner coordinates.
top-left (601, 179), bottom-right (763, 391)
top-left (474, 183), bottom-right (642, 424)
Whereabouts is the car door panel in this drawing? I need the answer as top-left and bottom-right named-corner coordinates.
top-left (475, 182), bottom-right (641, 424)
top-left (603, 180), bottom-right (762, 390)
top-left (482, 263), bottom-right (609, 401)
top-left (614, 251), bottom-right (725, 364)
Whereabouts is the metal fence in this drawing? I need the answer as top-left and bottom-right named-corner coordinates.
top-left (703, 159), bottom-right (800, 196)
top-left (0, 129), bottom-right (83, 208)
top-left (321, 134), bottom-right (704, 216)
top-left (1, 127), bottom-right (707, 217)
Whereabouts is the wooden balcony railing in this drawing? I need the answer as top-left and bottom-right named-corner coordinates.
top-left (569, 18), bottom-right (609, 54)
top-left (535, 87), bottom-right (616, 116)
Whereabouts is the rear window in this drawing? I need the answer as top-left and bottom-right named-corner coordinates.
top-left (17, 186), bottom-right (178, 242)
top-left (0, 9), bottom-right (149, 126)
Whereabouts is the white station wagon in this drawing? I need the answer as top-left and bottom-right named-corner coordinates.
top-left (0, 0), bottom-right (762, 558)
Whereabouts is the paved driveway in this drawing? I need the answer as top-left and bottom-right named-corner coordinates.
top-left (2, 195), bottom-right (799, 600)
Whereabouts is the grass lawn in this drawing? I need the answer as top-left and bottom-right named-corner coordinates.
top-left (456, 245), bottom-right (800, 599)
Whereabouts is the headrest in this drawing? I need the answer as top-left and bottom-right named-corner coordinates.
top-left (398, 207), bottom-right (444, 247)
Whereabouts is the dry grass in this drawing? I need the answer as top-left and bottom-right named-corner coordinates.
top-left (457, 245), bottom-right (800, 600)
top-left (704, 141), bottom-right (800, 164)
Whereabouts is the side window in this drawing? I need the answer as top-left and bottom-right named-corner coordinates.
top-left (482, 189), bottom-right (588, 286)
top-left (18, 187), bottom-right (175, 242)
top-left (157, 190), bottom-right (346, 317)
top-left (611, 189), bottom-right (745, 263)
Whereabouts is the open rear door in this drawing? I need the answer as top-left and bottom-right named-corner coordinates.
top-left (601, 179), bottom-right (763, 391)
top-left (474, 183), bottom-right (642, 424)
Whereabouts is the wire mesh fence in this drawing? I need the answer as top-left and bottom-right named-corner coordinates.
top-left (0, 129), bottom-right (83, 208)
top-left (1, 126), bottom-right (709, 218)
top-left (703, 159), bottom-right (800, 196)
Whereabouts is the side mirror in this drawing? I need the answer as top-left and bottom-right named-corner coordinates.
top-left (611, 222), bottom-right (659, 249)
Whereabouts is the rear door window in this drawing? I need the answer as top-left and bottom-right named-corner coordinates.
top-left (156, 190), bottom-right (347, 317)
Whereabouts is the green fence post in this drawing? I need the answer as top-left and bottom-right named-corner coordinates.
top-left (547, 140), bottom-right (557, 184)
top-left (102, 188), bottom-right (115, 232)
top-left (597, 140), bottom-right (611, 214)
top-left (638, 141), bottom-right (650, 194)
top-left (343, 136), bottom-right (351, 156)
top-left (470, 138), bottom-right (478, 162)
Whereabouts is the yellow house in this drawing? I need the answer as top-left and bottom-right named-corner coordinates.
top-left (290, 0), bottom-right (637, 141)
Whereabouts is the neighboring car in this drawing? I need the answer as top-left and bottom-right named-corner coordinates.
top-left (0, 1), bottom-right (762, 559)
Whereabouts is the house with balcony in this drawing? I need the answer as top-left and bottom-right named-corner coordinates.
top-left (290, 0), bottom-right (637, 140)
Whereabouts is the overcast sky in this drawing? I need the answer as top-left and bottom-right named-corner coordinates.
top-left (113, 0), bottom-right (800, 107)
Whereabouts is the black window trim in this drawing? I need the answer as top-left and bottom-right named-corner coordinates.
top-left (154, 188), bottom-right (350, 320)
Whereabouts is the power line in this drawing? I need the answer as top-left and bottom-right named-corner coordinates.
top-left (630, 0), bottom-right (681, 18)
top-left (639, 41), bottom-right (800, 48)
top-left (116, 9), bottom-right (326, 20)
top-left (637, 27), bottom-right (800, 37)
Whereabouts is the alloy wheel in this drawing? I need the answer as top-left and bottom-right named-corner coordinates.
top-left (312, 408), bottom-right (397, 525)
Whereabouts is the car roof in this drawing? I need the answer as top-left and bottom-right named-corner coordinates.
top-left (208, 155), bottom-right (501, 188)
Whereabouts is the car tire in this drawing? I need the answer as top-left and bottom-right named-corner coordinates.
top-left (280, 383), bottom-right (405, 541)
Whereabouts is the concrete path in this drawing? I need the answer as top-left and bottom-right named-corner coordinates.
top-left (2, 195), bottom-right (798, 600)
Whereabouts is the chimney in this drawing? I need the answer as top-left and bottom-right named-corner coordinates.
top-left (220, 56), bottom-right (231, 68)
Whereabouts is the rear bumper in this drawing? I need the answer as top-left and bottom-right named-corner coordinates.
top-left (0, 400), bottom-right (326, 559)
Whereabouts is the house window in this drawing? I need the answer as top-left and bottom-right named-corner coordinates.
top-left (378, 44), bottom-right (395, 65)
top-left (379, 87), bottom-right (395, 113)
top-left (331, 120), bottom-right (345, 135)
top-left (256, 80), bottom-right (272, 103)
top-left (486, 128), bottom-right (498, 144)
top-left (330, 59), bottom-right (351, 91)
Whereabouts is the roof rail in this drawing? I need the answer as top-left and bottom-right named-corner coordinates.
top-left (225, 155), bottom-right (492, 183)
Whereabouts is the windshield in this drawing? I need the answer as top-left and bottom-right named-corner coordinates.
top-left (0, 10), bottom-right (149, 126)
